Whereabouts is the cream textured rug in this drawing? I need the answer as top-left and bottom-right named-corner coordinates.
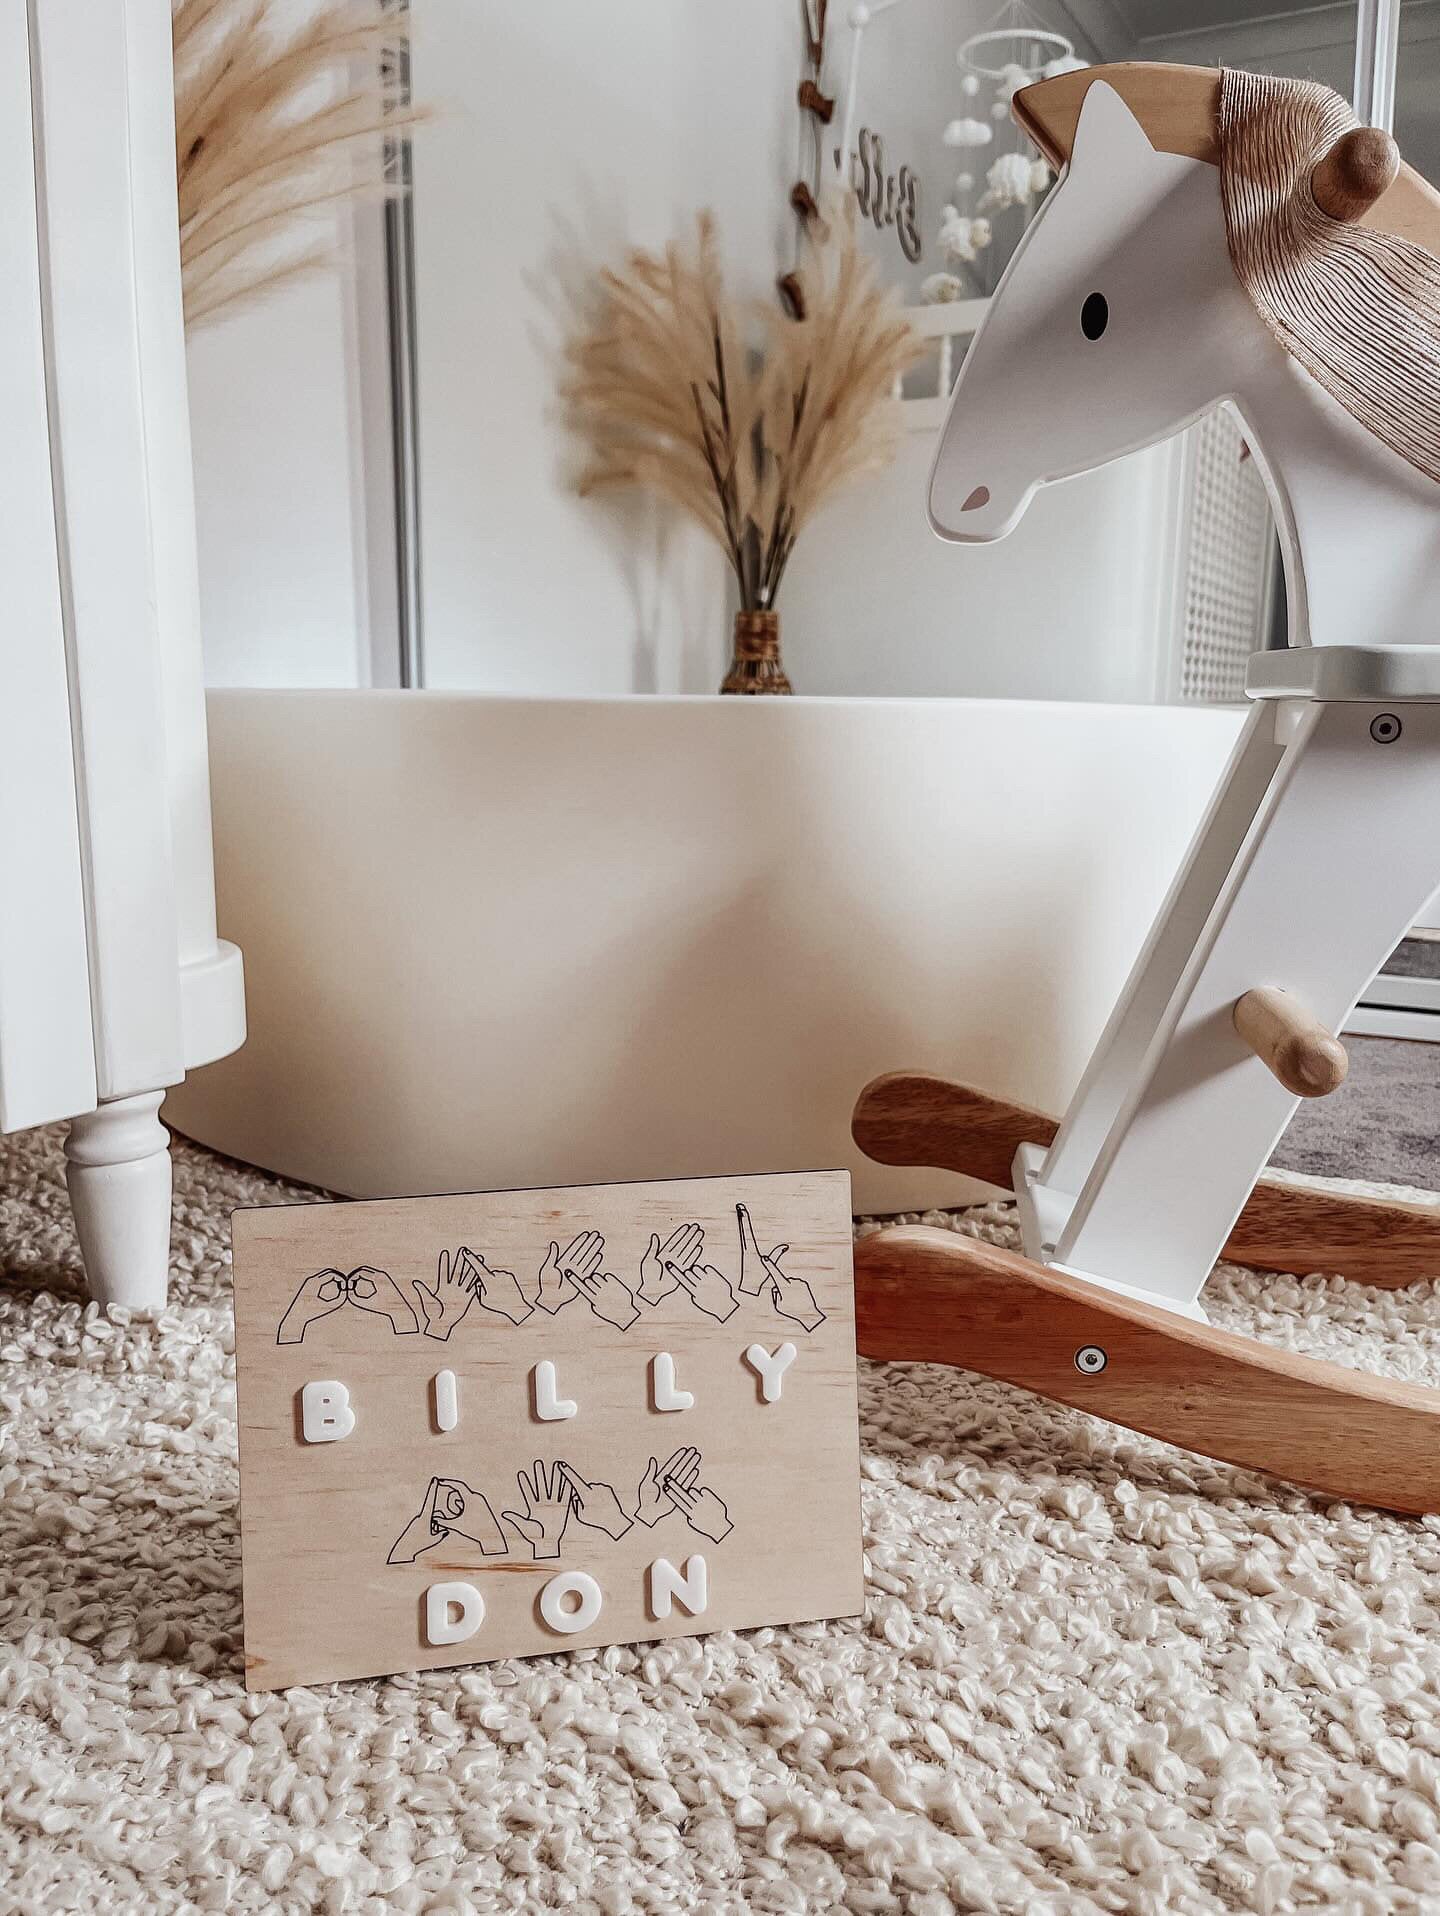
top-left (4, 1126), bottom-right (1440, 1914)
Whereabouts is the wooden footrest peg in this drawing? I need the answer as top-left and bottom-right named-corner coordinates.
top-left (855, 1225), bottom-right (1440, 1515)
top-left (1233, 986), bottom-right (1348, 1099)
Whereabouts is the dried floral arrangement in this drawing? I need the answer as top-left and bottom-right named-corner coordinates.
top-left (172, 0), bottom-right (416, 327)
top-left (565, 204), bottom-right (920, 689)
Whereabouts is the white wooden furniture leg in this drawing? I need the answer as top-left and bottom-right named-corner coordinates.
top-left (65, 1093), bottom-right (172, 1311)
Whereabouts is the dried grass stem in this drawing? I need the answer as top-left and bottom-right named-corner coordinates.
top-left (566, 204), bottom-right (920, 611)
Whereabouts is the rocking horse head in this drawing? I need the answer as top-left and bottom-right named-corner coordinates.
top-left (928, 61), bottom-right (1440, 622)
top-left (930, 75), bottom-right (1232, 542)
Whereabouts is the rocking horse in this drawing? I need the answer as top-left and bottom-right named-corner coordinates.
top-left (853, 63), bottom-right (1440, 1515)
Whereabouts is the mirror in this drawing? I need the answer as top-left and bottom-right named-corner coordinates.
top-left (190, 3), bottom-right (1395, 706)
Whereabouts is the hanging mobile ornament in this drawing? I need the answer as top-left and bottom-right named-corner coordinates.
top-left (955, 7), bottom-right (1075, 90)
top-left (926, 0), bottom-right (1081, 302)
top-left (780, 0), bottom-right (833, 318)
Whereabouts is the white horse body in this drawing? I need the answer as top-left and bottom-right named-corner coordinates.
top-left (930, 81), bottom-right (1440, 652)
top-left (919, 78), bottom-right (1440, 1319)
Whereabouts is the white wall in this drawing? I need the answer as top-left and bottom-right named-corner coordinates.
top-left (186, 0), bottom-right (1170, 705)
top-left (783, 433), bottom-right (1183, 702)
top-left (187, 254), bottom-right (373, 687)
top-left (835, 0), bottom-right (1111, 301)
top-left (773, 0), bottom-right (1177, 707)
top-left (1396, 6), bottom-right (1440, 183)
top-left (181, 0), bottom-right (395, 693)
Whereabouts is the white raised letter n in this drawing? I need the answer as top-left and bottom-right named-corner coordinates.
top-left (648, 1554), bottom-right (709, 1621)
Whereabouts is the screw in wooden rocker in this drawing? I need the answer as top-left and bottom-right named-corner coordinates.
top-left (852, 62), bottom-right (1440, 1517)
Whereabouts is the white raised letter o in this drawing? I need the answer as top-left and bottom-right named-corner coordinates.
top-left (539, 1570), bottom-right (603, 1635)
top-left (425, 1580), bottom-right (485, 1646)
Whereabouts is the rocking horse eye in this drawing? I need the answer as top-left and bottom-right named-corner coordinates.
top-left (1081, 292), bottom-right (1109, 340)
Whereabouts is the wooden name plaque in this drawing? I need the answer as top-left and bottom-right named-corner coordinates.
top-left (232, 1171), bottom-right (862, 1689)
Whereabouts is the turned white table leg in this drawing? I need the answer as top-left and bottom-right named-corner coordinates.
top-left (65, 1090), bottom-right (172, 1309)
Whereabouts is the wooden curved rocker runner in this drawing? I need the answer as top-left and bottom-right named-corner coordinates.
top-left (853, 62), bottom-right (1440, 1517)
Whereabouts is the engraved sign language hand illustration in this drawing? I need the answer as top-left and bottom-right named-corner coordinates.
top-left (457, 1246), bottom-right (535, 1325)
top-left (664, 1475), bottom-right (734, 1544)
top-left (502, 1461), bottom-right (573, 1560)
top-left (389, 1477), bottom-right (451, 1564)
top-left (276, 1265), bottom-right (419, 1344)
top-left (571, 1265), bottom-right (640, 1332)
top-left (276, 1269), bottom-right (349, 1345)
top-left (637, 1222), bottom-right (705, 1306)
top-left (536, 1230), bottom-right (604, 1314)
top-left (556, 1463), bottom-right (633, 1540)
top-left (388, 1476), bottom-right (506, 1564)
top-left (738, 1204), bottom-right (825, 1331)
top-left (411, 1249), bottom-right (478, 1342)
top-left (435, 1478), bottom-right (509, 1556)
top-left (736, 1204), bottom-right (775, 1295)
top-left (668, 1260), bottom-right (738, 1323)
top-left (635, 1447), bottom-right (700, 1527)
top-left (765, 1261), bottom-right (825, 1333)
top-left (348, 1266), bottom-right (423, 1335)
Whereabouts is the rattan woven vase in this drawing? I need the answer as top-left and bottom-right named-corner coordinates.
top-left (720, 610), bottom-right (793, 696)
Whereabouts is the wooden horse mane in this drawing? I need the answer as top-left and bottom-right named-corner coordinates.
top-left (1014, 60), bottom-right (1440, 256)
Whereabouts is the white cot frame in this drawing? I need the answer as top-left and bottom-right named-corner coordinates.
top-left (1, 0), bottom-right (244, 1307)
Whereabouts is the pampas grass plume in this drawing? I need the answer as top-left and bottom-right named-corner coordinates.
top-left (566, 202), bottom-right (921, 611)
top-left (173, 0), bottom-right (419, 326)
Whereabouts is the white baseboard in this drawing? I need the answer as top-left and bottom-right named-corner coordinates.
top-left (1345, 1003), bottom-right (1440, 1043)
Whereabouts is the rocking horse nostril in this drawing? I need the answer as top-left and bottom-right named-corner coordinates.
top-left (961, 485), bottom-right (990, 512)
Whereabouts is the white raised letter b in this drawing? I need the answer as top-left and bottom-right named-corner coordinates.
top-left (300, 1380), bottom-right (355, 1443)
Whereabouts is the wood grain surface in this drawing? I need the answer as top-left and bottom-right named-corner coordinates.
top-left (855, 1225), bottom-right (1440, 1515)
top-left (1014, 61), bottom-right (1440, 254)
top-left (1312, 127), bottom-right (1402, 223)
top-left (852, 1071), bottom-right (1440, 1287)
top-left (1233, 986), bottom-right (1349, 1099)
top-left (233, 1172), bottom-right (861, 1690)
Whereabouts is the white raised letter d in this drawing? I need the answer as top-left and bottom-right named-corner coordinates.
top-left (425, 1581), bottom-right (485, 1646)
